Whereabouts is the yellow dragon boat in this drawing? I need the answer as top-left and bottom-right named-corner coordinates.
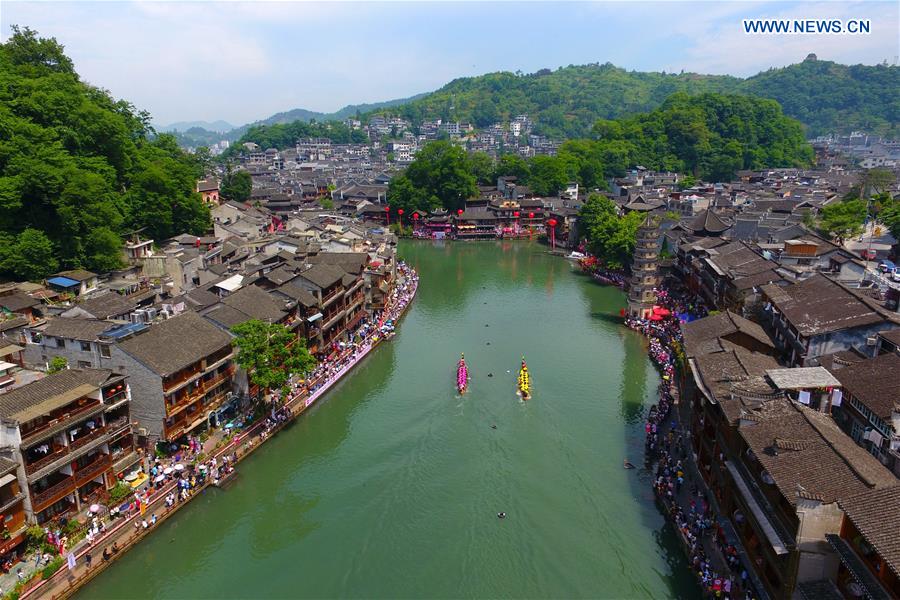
top-left (518, 357), bottom-right (531, 400)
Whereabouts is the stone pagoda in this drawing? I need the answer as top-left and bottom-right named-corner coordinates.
top-left (626, 215), bottom-right (660, 319)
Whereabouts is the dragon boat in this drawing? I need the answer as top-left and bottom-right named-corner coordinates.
top-left (517, 357), bottom-right (531, 400)
top-left (457, 353), bottom-right (468, 394)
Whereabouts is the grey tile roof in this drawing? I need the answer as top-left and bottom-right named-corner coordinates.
top-left (42, 318), bottom-right (112, 341)
top-left (116, 312), bottom-right (232, 377)
top-left (75, 293), bottom-right (136, 319)
top-left (0, 368), bottom-right (112, 423)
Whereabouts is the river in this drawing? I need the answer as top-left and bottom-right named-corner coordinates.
top-left (79, 241), bottom-right (696, 599)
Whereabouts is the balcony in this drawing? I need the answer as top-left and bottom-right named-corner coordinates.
top-left (31, 477), bottom-right (76, 510)
top-left (69, 425), bottom-right (108, 452)
top-left (20, 400), bottom-right (103, 446)
top-left (24, 447), bottom-right (69, 476)
top-left (105, 415), bottom-right (131, 438)
top-left (75, 454), bottom-right (112, 485)
top-left (163, 366), bottom-right (203, 393)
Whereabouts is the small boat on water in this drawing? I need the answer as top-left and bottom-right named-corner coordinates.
top-left (457, 353), bottom-right (468, 394)
top-left (566, 251), bottom-right (586, 260)
top-left (517, 357), bottom-right (531, 400)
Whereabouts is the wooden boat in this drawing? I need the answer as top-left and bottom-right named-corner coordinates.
top-left (457, 353), bottom-right (468, 394)
top-left (517, 357), bottom-right (531, 400)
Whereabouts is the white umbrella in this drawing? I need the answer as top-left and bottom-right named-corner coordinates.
top-left (154, 474), bottom-right (165, 482)
top-left (198, 464), bottom-right (207, 470)
top-left (174, 464), bottom-right (185, 471)
top-left (163, 467), bottom-right (174, 475)
top-left (89, 504), bottom-right (100, 513)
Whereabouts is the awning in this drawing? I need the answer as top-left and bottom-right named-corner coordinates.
top-left (214, 274), bottom-right (244, 293)
top-left (826, 534), bottom-right (892, 600)
top-left (0, 361), bottom-right (16, 372)
top-left (725, 461), bottom-right (790, 555)
top-left (0, 473), bottom-right (16, 487)
top-left (47, 276), bottom-right (80, 288)
top-left (307, 313), bottom-right (323, 323)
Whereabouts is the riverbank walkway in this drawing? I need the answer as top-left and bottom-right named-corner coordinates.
top-left (22, 266), bottom-right (419, 600)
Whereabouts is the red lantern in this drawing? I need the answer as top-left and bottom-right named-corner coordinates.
top-left (412, 212), bottom-right (420, 222)
top-left (457, 209), bottom-right (463, 216)
top-left (397, 209), bottom-right (404, 215)
top-left (384, 205), bottom-right (390, 212)
top-left (547, 218), bottom-right (559, 250)
top-left (513, 211), bottom-right (520, 218)
top-left (384, 205), bottom-right (391, 226)
top-left (528, 212), bottom-right (535, 219)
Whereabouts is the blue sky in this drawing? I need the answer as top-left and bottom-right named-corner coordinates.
top-left (2, 1), bottom-right (897, 126)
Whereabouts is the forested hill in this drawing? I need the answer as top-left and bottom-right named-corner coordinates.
top-left (0, 27), bottom-right (210, 281)
top-left (368, 60), bottom-right (898, 139)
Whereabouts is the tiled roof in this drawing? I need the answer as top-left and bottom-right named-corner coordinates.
top-left (839, 486), bottom-right (900, 577)
top-left (41, 318), bottom-right (112, 342)
top-left (829, 353), bottom-right (900, 421)
top-left (75, 293), bottom-right (136, 319)
top-left (761, 275), bottom-right (896, 337)
top-left (54, 269), bottom-right (96, 282)
top-left (116, 312), bottom-right (231, 377)
top-left (0, 368), bottom-right (112, 423)
top-left (296, 264), bottom-right (345, 290)
top-left (739, 399), bottom-right (896, 507)
top-left (220, 285), bottom-right (287, 323)
top-left (681, 311), bottom-right (774, 358)
top-left (0, 293), bottom-right (40, 312)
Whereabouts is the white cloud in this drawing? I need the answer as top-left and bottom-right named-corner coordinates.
top-left (667, 1), bottom-right (899, 74)
top-left (1, 1), bottom-right (896, 125)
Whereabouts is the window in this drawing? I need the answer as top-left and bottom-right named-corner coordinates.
top-left (78, 361), bottom-right (91, 369)
top-left (80, 342), bottom-right (92, 352)
top-left (99, 345), bottom-right (111, 359)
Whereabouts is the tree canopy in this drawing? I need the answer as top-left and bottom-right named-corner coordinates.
top-left (818, 199), bottom-right (867, 243)
top-left (231, 319), bottom-right (317, 397)
top-left (364, 60), bottom-right (898, 139)
top-left (387, 141), bottom-right (478, 214)
top-left (577, 194), bottom-right (645, 269)
top-left (0, 27), bottom-right (210, 281)
top-left (221, 169), bottom-right (252, 203)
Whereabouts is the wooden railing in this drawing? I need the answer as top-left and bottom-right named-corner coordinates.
top-left (75, 455), bottom-right (112, 485)
top-left (24, 447), bottom-right (68, 475)
top-left (69, 425), bottom-right (108, 452)
top-left (20, 400), bottom-right (102, 445)
top-left (31, 477), bottom-right (76, 509)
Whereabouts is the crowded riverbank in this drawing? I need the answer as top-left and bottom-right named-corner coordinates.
top-left (21, 264), bottom-right (419, 600)
top-left (618, 276), bottom-right (765, 600)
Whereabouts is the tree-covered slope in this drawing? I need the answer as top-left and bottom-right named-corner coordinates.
top-left (0, 27), bottom-right (210, 281)
top-left (369, 60), bottom-right (898, 139)
top-left (741, 59), bottom-right (898, 138)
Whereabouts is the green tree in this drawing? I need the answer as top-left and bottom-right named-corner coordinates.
top-left (528, 155), bottom-right (569, 196)
top-left (47, 356), bottom-right (67, 374)
top-left (0, 229), bottom-right (59, 281)
top-left (0, 28), bottom-right (208, 279)
top-left (819, 199), bottom-right (867, 243)
top-left (494, 153), bottom-right (530, 182)
top-left (220, 169), bottom-right (252, 203)
top-left (879, 200), bottom-right (900, 242)
top-left (577, 194), bottom-right (643, 268)
top-left (231, 320), bottom-right (317, 398)
top-left (468, 151), bottom-right (495, 185)
top-left (402, 141), bottom-right (477, 212)
top-left (860, 168), bottom-right (896, 198)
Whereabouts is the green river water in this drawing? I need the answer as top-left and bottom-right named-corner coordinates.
top-left (80, 241), bottom-right (696, 599)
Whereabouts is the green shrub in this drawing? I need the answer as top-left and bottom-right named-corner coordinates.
top-left (24, 525), bottom-right (46, 553)
top-left (108, 481), bottom-right (133, 504)
top-left (41, 556), bottom-right (64, 579)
